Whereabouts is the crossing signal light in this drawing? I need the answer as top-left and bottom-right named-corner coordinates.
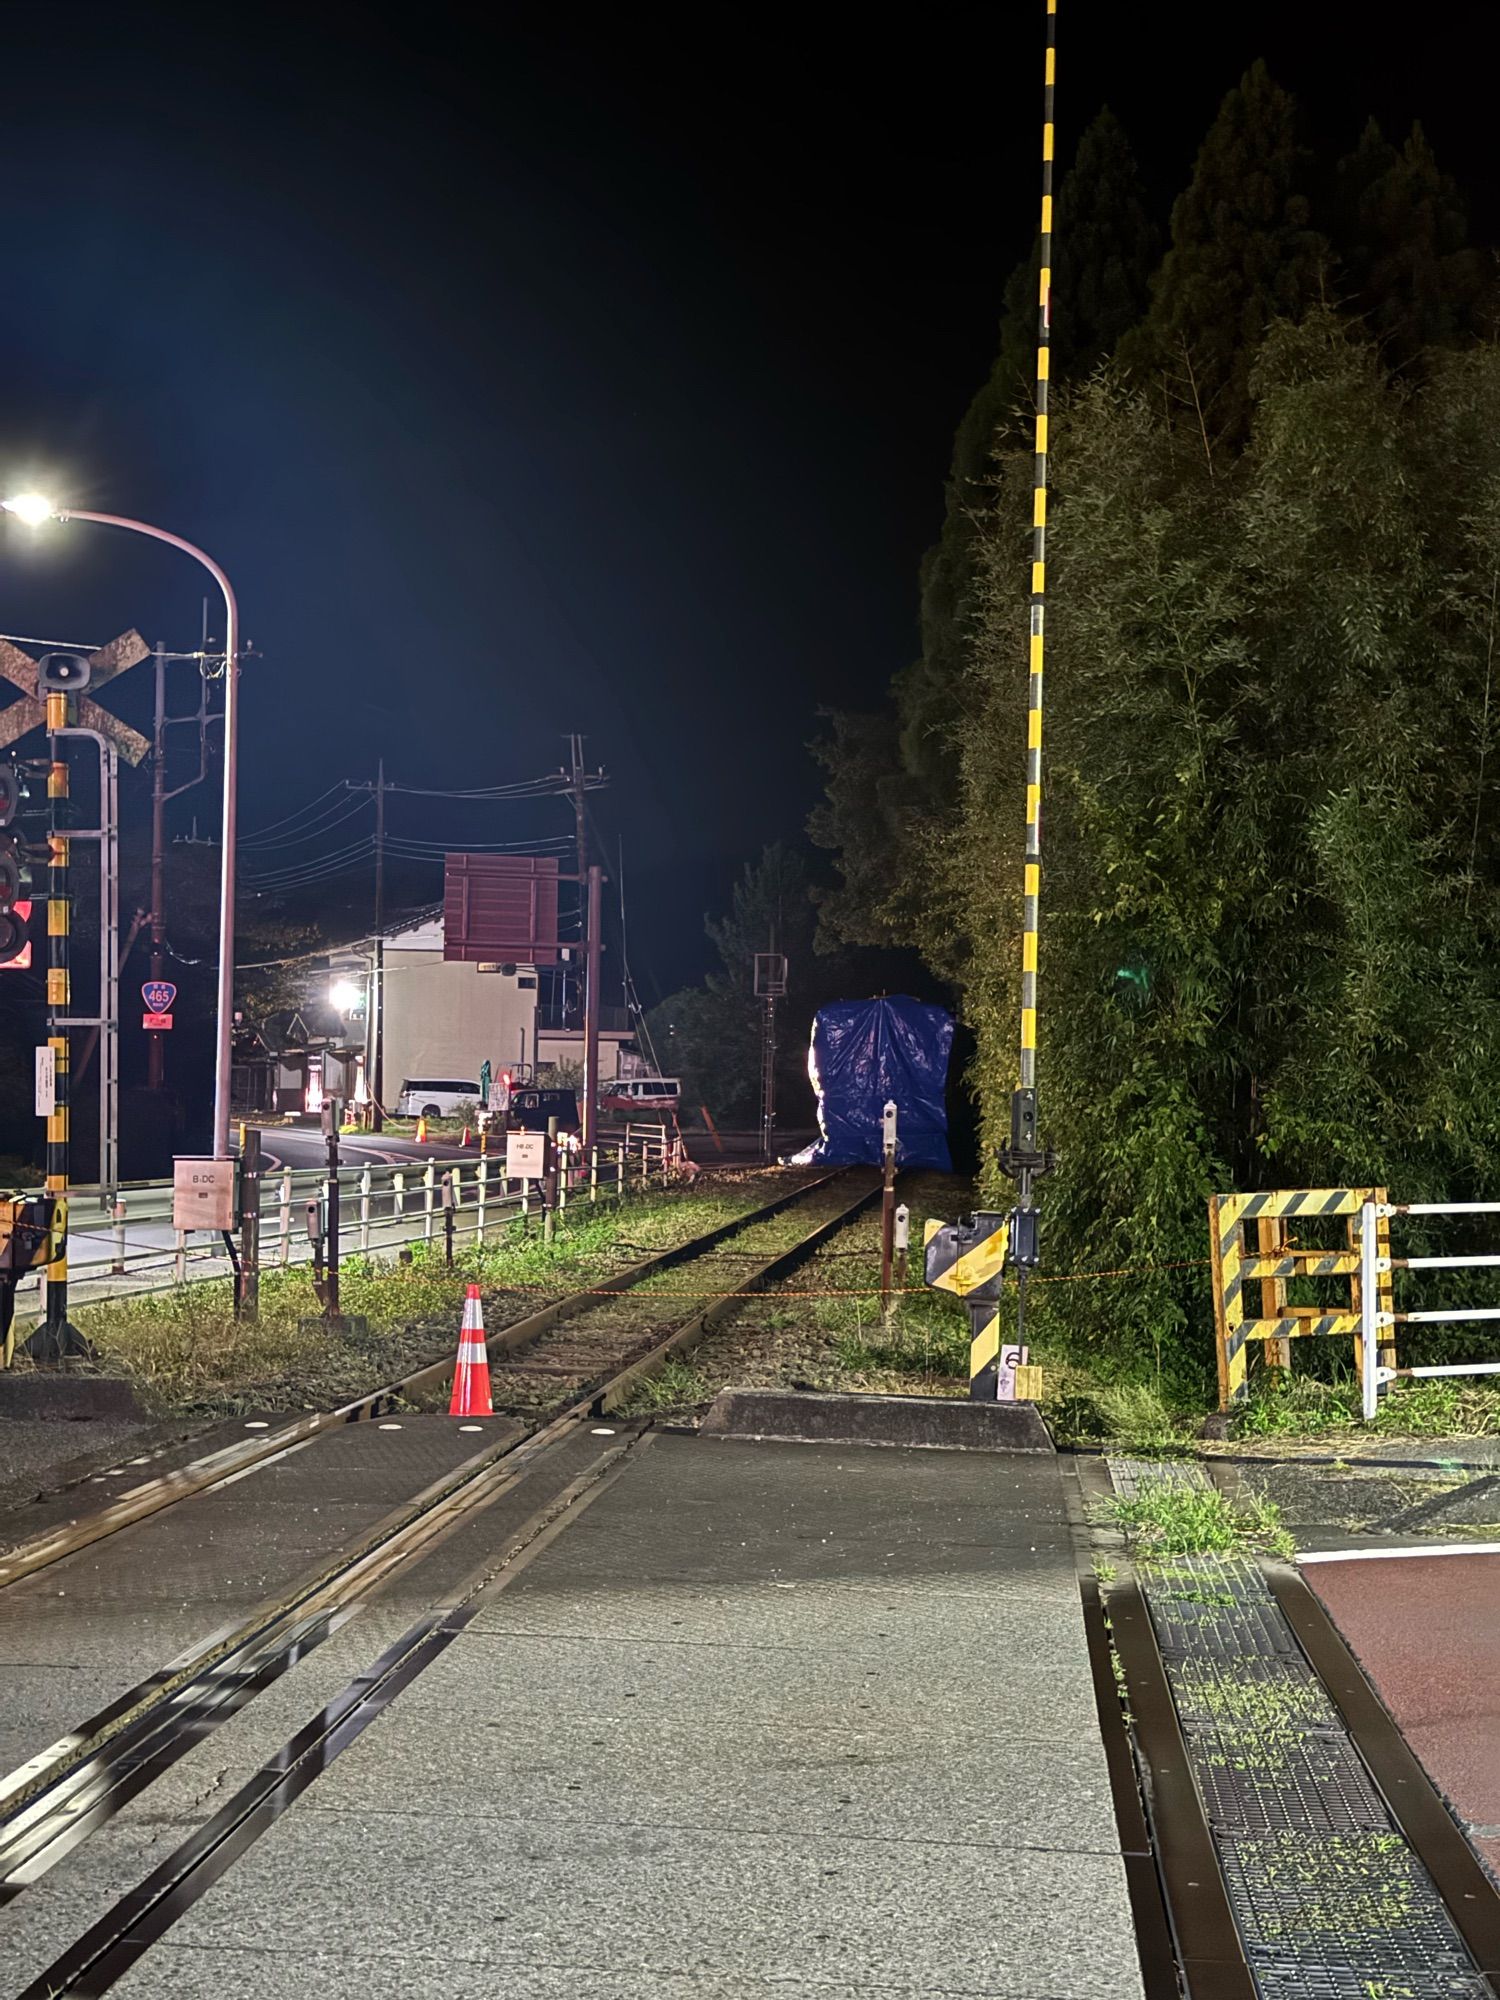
top-left (0, 818), bottom-right (34, 965)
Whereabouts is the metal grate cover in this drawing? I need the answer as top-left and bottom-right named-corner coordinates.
top-left (1149, 1581), bottom-right (1302, 1661)
top-left (1219, 1834), bottom-right (1478, 1977)
top-left (1246, 1957), bottom-right (1491, 2000)
top-left (1170, 1653), bottom-right (1343, 1736)
top-left (1108, 1456), bottom-right (1211, 1499)
top-left (1184, 1721), bottom-right (1391, 1837)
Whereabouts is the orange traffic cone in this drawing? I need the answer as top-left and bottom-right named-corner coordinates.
top-left (449, 1283), bottom-right (493, 1418)
top-left (416, 1114), bottom-right (428, 1143)
top-left (461, 1125), bottom-right (471, 1147)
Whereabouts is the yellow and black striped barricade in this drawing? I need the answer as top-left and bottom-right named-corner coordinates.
top-left (1208, 1187), bottom-right (1393, 1409)
top-left (925, 1211), bottom-right (1025, 1401)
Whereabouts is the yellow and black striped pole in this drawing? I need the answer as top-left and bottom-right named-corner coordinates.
top-left (33, 691), bottom-right (84, 1359)
top-left (924, 1213), bottom-right (1010, 1398)
top-left (997, 1), bottom-right (1060, 1341)
top-left (1000, 3), bottom-right (1059, 1290)
top-left (1019, 0), bottom-right (1055, 1112)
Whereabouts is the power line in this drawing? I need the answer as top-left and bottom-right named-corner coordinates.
top-left (238, 781), bottom-right (348, 844)
top-left (241, 792), bottom-right (371, 853)
top-left (244, 833), bottom-right (375, 878)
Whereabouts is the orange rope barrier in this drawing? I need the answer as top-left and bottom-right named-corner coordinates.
top-left (461, 1258), bottom-right (1213, 1303)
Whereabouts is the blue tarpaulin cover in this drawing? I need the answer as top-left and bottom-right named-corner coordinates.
top-left (791, 996), bottom-right (954, 1171)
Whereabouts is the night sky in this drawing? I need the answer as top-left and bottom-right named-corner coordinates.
top-left (0, 5), bottom-right (1494, 999)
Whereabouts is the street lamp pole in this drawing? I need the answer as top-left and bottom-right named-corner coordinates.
top-left (4, 504), bottom-right (241, 1159)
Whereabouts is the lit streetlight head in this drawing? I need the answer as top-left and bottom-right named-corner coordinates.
top-left (2, 493), bottom-right (57, 527)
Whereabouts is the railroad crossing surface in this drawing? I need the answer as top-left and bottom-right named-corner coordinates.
top-left (0, 1413), bottom-right (1138, 1998)
top-left (3, 1161), bottom-right (1500, 1998)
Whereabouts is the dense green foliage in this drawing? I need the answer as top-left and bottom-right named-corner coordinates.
top-left (812, 62), bottom-right (1500, 1396)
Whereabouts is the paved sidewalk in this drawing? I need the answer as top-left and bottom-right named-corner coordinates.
top-left (107, 1430), bottom-right (1141, 1998)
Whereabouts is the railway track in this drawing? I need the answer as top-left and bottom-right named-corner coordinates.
top-left (0, 1165), bottom-right (878, 1994)
top-left (0, 1164), bottom-right (852, 1591)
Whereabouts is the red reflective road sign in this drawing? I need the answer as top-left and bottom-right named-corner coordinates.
top-left (143, 1011), bottom-right (174, 1030)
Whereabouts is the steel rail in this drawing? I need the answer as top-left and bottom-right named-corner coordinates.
top-left (15, 1416), bottom-right (652, 2000)
top-left (0, 1171), bottom-right (876, 1910)
top-left (0, 1167), bottom-right (846, 1593)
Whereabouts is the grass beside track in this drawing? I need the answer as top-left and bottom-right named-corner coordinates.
top-left (1104, 1485), bottom-right (1296, 1560)
top-left (618, 1171), bottom-right (971, 1415)
top-left (29, 1171), bottom-right (811, 1417)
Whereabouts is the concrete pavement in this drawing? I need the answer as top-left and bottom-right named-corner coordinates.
top-left (57, 1428), bottom-right (1143, 1998)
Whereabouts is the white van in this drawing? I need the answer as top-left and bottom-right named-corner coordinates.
top-left (600, 1076), bottom-right (682, 1114)
top-left (395, 1078), bottom-right (481, 1120)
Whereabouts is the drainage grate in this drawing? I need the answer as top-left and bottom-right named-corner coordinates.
top-left (1245, 1958), bottom-right (1491, 2000)
top-left (1149, 1579), bottom-right (1302, 1662)
top-left (1171, 1654), bottom-right (1343, 1736)
top-left (1184, 1721), bottom-right (1391, 1837)
top-left (1219, 1834), bottom-right (1479, 1977)
top-left (1105, 1455), bottom-right (1492, 2000)
top-left (1145, 1552), bottom-right (1272, 1602)
top-left (1108, 1457), bottom-right (1211, 1500)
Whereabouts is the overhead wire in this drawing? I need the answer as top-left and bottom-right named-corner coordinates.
top-left (244, 831), bottom-right (375, 874)
top-left (237, 782), bottom-right (349, 845)
top-left (240, 793), bottom-right (371, 853)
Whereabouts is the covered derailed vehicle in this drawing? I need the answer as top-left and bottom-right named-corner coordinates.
top-left (790, 996), bottom-right (954, 1171)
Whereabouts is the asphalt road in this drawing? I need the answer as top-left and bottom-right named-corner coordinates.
top-left (244, 1126), bottom-right (474, 1171)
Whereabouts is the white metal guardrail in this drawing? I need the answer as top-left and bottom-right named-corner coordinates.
top-left (19, 1124), bottom-right (681, 1315)
top-left (1359, 1198), bottom-right (1500, 1419)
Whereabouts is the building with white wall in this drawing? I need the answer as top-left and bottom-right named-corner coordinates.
top-left (319, 911), bottom-right (641, 1105)
top-left (379, 914), bottom-right (540, 1089)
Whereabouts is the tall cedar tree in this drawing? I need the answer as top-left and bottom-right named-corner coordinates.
top-left (812, 68), bottom-right (1500, 1399)
top-left (1119, 61), bottom-right (1326, 447)
top-left (945, 318), bottom-right (1500, 1392)
top-left (1330, 118), bottom-right (1489, 368)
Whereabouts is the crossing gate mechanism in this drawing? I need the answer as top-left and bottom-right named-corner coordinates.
top-left (923, 1211), bottom-right (1043, 1403)
top-left (1208, 1187), bottom-right (1394, 1410)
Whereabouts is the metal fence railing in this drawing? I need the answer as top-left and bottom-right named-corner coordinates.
top-left (19, 1123), bottom-right (683, 1317)
top-left (1360, 1198), bottom-right (1500, 1419)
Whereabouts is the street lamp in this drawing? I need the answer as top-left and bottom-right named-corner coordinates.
top-left (3, 494), bottom-right (243, 1160)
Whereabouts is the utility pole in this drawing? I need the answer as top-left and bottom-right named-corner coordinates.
top-left (568, 733), bottom-right (587, 1027)
top-left (146, 638), bottom-right (213, 1094)
top-left (582, 862), bottom-right (603, 1155)
top-left (371, 759), bottom-right (385, 1130)
top-left (149, 644), bottom-right (167, 1090)
top-left (754, 939), bottom-right (786, 1165)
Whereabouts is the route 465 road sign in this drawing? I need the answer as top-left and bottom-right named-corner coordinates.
top-left (142, 981), bottom-right (177, 1013)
